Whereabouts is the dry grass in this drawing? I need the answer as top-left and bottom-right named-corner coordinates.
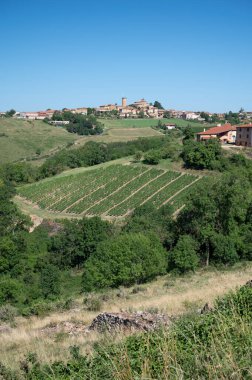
top-left (1, 263), bottom-right (251, 371)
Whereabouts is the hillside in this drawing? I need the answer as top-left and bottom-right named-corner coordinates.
top-left (0, 264), bottom-right (251, 374)
top-left (16, 161), bottom-right (204, 220)
top-left (0, 118), bottom-right (77, 164)
top-left (99, 117), bottom-right (209, 131)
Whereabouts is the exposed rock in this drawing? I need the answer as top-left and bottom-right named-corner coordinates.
top-left (89, 312), bottom-right (170, 332)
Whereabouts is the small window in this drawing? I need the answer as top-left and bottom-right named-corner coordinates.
top-left (247, 134), bottom-right (249, 138)
top-left (239, 134), bottom-right (241, 138)
top-left (247, 128), bottom-right (249, 132)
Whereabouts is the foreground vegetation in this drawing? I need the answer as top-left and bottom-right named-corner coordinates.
top-left (1, 281), bottom-right (251, 379)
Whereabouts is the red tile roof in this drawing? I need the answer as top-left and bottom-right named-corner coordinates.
top-left (237, 123), bottom-right (252, 128)
top-left (198, 124), bottom-right (236, 135)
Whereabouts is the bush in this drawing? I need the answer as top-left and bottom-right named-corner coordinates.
top-left (182, 139), bottom-right (222, 169)
top-left (83, 294), bottom-right (102, 312)
top-left (40, 264), bottom-right (60, 299)
top-left (0, 304), bottom-right (17, 323)
top-left (143, 149), bottom-right (162, 165)
top-left (82, 233), bottom-right (167, 291)
top-left (168, 235), bottom-right (199, 273)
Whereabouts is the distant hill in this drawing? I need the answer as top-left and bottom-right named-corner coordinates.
top-left (0, 118), bottom-right (77, 164)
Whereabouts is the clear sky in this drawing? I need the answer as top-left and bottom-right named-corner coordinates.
top-left (1, 0), bottom-right (251, 112)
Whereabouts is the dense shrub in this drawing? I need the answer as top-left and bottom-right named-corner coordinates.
top-left (168, 235), bottom-right (199, 273)
top-left (49, 217), bottom-right (112, 269)
top-left (182, 139), bottom-right (222, 169)
top-left (82, 233), bottom-right (167, 291)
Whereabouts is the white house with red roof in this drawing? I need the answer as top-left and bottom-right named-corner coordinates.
top-left (197, 124), bottom-right (236, 144)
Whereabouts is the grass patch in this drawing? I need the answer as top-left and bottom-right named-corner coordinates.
top-left (0, 118), bottom-right (77, 164)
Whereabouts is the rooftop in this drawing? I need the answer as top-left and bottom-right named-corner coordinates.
top-left (197, 124), bottom-right (236, 135)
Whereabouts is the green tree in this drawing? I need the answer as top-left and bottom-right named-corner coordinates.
top-left (144, 149), bottom-right (162, 165)
top-left (82, 233), bottom-right (167, 291)
top-left (49, 217), bottom-right (112, 269)
top-left (5, 109), bottom-right (16, 117)
top-left (40, 264), bottom-right (60, 299)
top-left (182, 125), bottom-right (194, 143)
top-left (153, 101), bottom-right (164, 110)
top-left (168, 235), bottom-right (199, 273)
top-left (182, 140), bottom-right (222, 169)
top-left (133, 151), bottom-right (142, 162)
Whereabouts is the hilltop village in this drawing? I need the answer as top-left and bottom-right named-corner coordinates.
top-left (1, 97), bottom-right (252, 147)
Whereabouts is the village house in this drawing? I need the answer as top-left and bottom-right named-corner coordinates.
top-left (71, 107), bottom-right (88, 115)
top-left (182, 111), bottom-right (201, 120)
top-left (16, 110), bottom-right (56, 120)
top-left (235, 124), bottom-right (252, 147)
top-left (165, 123), bottom-right (176, 130)
top-left (197, 124), bottom-right (237, 144)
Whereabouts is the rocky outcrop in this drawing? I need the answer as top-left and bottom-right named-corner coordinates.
top-left (89, 312), bottom-right (170, 332)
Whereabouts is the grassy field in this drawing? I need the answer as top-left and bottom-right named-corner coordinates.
top-left (0, 118), bottom-right (163, 164)
top-left (99, 117), bottom-right (209, 131)
top-left (16, 162), bottom-right (202, 220)
top-left (1, 262), bottom-right (251, 371)
top-left (75, 126), bottom-right (162, 148)
top-left (0, 118), bottom-right (77, 164)
top-left (0, 117), bottom-right (206, 164)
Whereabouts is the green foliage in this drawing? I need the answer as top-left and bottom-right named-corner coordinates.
top-left (82, 233), bottom-right (167, 291)
top-left (176, 170), bottom-right (252, 265)
top-left (40, 264), bottom-right (60, 299)
top-left (153, 100), bottom-right (164, 109)
top-left (143, 149), bottom-right (162, 164)
top-left (0, 277), bottom-right (25, 305)
top-left (168, 235), bottom-right (199, 273)
top-left (182, 139), bottom-right (222, 169)
top-left (5, 109), bottom-right (16, 117)
top-left (49, 217), bottom-right (112, 269)
top-left (66, 114), bottom-right (103, 135)
top-left (133, 150), bottom-right (142, 162)
top-left (12, 284), bottom-right (252, 380)
top-left (182, 125), bottom-right (195, 143)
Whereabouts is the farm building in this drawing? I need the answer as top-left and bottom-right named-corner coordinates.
top-left (235, 124), bottom-right (252, 147)
top-left (197, 124), bottom-right (236, 144)
top-left (165, 123), bottom-right (176, 130)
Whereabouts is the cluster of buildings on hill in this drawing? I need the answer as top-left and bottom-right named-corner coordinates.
top-left (1, 97), bottom-right (252, 147)
top-left (95, 98), bottom-right (166, 118)
top-left (197, 123), bottom-right (252, 147)
top-left (2, 97), bottom-right (252, 124)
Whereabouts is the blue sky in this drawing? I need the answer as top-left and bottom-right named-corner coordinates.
top-left (0, 0), bottom-right (251, 112)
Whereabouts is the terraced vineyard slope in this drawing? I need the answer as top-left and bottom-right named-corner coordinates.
top-left (17, 164), bottom-right (203, 219)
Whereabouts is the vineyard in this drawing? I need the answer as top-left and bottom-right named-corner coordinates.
top-left (17, 164), bottom-right (203, 219)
